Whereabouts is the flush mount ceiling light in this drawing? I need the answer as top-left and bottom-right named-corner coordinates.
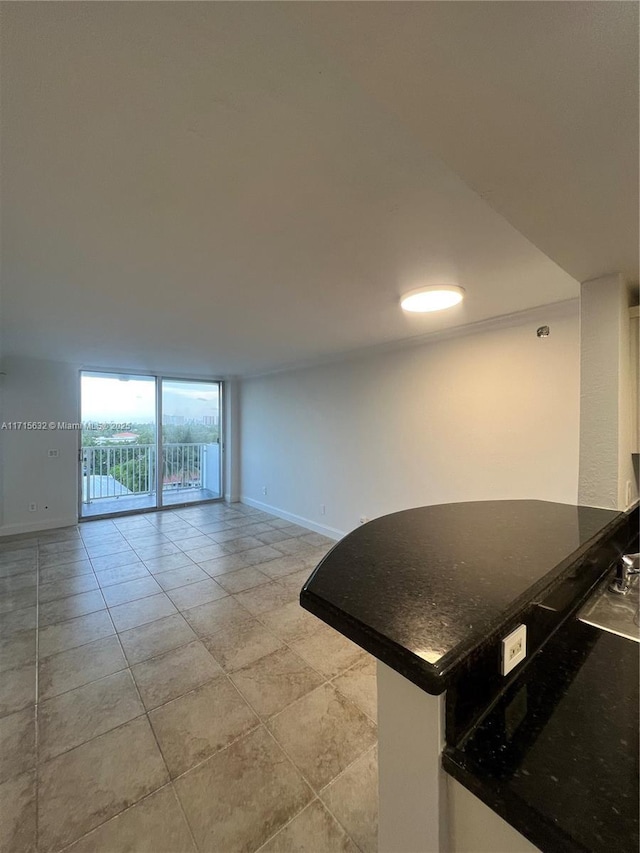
top-left (400, 284), bottom-right (465, 313)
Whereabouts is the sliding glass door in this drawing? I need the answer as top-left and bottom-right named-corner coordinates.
top-left (80, 372), bottom-right (158, 518)
top-left (161, 379), bottom-right (221, 506)
top-left (79, 372), bottom-right (222, 519)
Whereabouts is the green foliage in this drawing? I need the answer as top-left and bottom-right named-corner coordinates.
top-left (82, 420), bottom-right (219, 493)
top-left (136, 425), bottom-right (155, 445)
top-left (162, 423), bottom-right (218, 444)
top-left (82, 422), bottom-right (219, 448)
top-left (110, 453), bottom-right (153, 494)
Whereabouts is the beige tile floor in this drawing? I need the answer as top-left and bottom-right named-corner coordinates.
top-left (0, 504), bottom-right (378, 853)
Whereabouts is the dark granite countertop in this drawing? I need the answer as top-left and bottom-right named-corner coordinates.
top-left (444, 617), bottom-right (639, 853)
top-left (301, 500), bottom-right (622, 694)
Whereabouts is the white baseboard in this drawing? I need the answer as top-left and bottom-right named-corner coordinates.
top-left (0, 516), bottom-right (78, 539)
top-left (240, 495), bottom-right (345, 540)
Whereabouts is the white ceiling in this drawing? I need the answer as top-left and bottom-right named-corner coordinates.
top-left (1, 2), bottom-right (636, 377)
top-left (295, 1), bottom-right (639, 287)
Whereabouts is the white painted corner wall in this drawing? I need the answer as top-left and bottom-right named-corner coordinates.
top-left (223, 379), bottom-right (241, 504)
top-left (0, 357), bottom-right (80, 535)
top-left (578, 274), bottom-right (639, 510)
top-left (0, 361), bottom-right (241, 538)
top-left (0, 302), bottom-right (583, 539)
top-left (239, 303), bottom-right (580, 537)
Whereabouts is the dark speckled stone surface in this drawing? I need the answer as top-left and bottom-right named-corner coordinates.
top-left (301, 500), bottom-right (621, 694)
top-left (444, 618), bottom-right (639, 853)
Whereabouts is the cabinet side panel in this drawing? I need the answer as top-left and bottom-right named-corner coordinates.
top-left (448, 777), bottom-right (540, 853)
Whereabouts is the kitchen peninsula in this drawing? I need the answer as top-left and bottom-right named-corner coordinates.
top-left (301, 500), bottom-right (639, 853)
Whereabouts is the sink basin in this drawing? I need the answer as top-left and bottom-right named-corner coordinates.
top-left (578, 572), bottom-right (640, 643)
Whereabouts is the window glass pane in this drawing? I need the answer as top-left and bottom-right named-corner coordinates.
top-left (80, 372), bottom-right (157, 517)
top-left (161, 379), bottom-right (221, 505)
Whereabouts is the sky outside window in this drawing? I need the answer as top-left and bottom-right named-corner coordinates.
top-left (81, 375), bottom-right (220, 425)
top-left (81, 375), bottom-right (156, 422)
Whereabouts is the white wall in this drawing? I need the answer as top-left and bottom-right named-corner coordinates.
top-left (0, 303), bottom-right (581, 539)
top-left (240, 303), bottom-right (580, 537)
top-left (0, 359), bottom-right (239, 537)
top-left (578, 274), bottom-right (639, 510)
top-left (0, 357), bottom-right (79, 535)
top-left (223, 379), bottom-right (241, 504)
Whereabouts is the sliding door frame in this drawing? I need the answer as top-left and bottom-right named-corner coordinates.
top-left (156, 376), bottom-right (164, 509)
top-left (77, 368), bottom-right (225, 522)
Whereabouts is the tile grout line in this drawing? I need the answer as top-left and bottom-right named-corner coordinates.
top-left (48, 675), bottom-right (263, 851)
top-left (220, 619), bottom-right (377, 850)
top-left (252, 792), bottom-right (369, 853)
top-left (32, 523), bottom-right (78, 853)
top-left (38, 623), bottom-right (113, 665)
top-left (209, 679), bottom-right (332, 850)
top-left (252, 798), bottom-right (323, 853)
top-left (314, 743), bottom-right (378, 853)
top-left (29, 545), bottom-right (332, 701)
top-left (34, 548), bottom-right (302, 689)
top-left (53, 780), bottom-right (179, 853)
top-left (13, 508), bottom-right (342, 853)
top-left (248, 662), bottom-right (376, 852)
top-left (41, 602), bottom-right (174, 851)
top-left (165, 700), bottom-right (264, 788)
top-left (38, 659), bottom-right (132, 704)
top-left (225, 673), bottom-right (339, 803)
top-left (219, 664), bottom-right (338, 853)
top-left (108, 625), bottom-right (199, 851)
top-left (168, 782), bottom-right (200, 853)
top-left (35, 536), bottom-right (41, 853)
top-left (35, 709), bottom-right (150, 772)
top-left (35, 589), bottom-right (252, 690)
top-left (37, 597), bottom-right (149, 763)
top-left (157, 674), bottom-right (262, 851)
top-left (328, 663), bottom-right (378, 728)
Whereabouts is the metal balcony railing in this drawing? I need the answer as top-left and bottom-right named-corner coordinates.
top-left (82, 442), bottom-right (214, 503)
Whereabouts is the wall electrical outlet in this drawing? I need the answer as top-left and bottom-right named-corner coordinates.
top-left (262, 486), bottom-right (268, 496)
top-left (501, 624), bottom-right (527, 676)
top-left (29, 503), bottom-right (37, 512)
top-left (48, 449), bottom-right (59, 458)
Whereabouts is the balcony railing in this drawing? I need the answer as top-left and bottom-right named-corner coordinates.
top-left (82, 442), bottom-right (219, 503)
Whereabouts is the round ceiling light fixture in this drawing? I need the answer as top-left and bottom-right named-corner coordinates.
top-left (400, 284), bottom-right (465, 313)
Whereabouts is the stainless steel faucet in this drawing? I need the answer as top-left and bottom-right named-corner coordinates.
top-left (609, 553), bottom-right (640, 595)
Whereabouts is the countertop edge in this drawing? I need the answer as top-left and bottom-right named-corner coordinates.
top-left (301, 508), bottom-right (628, 696)
top-left (433, 509), bottom-right (627, 679)
top-left (300, 587), bottom-right (446, 694)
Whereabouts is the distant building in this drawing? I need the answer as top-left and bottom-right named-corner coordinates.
top-left (104, 431), bottom-right (138, 443)
top-left (163, 472), bottom-right (201, 489)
